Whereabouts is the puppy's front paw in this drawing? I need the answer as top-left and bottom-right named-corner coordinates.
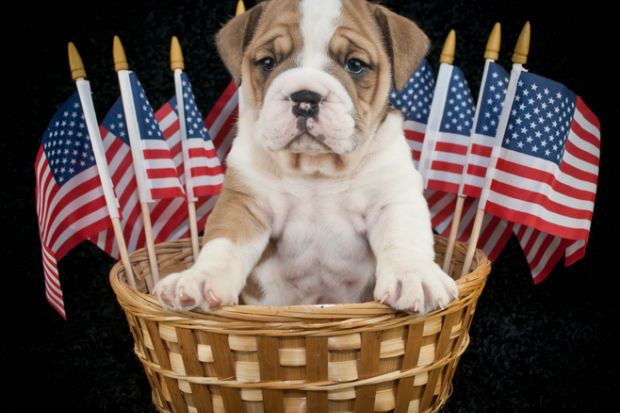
top-left (154, 267), bottom-right (239, 312)
top-left (374, 262), bottom-right (458, 314)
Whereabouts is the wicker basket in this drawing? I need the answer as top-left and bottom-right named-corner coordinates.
top-left (110, 235), bottom-right (490, 413)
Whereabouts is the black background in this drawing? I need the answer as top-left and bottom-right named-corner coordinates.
top-left (4, 0), bottom-right (617, 411)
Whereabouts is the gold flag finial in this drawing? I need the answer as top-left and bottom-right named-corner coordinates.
top-left (170, 36), bottom-right (185, 71)
top-left (440, 30), bottom-right (456, 65)
top-left (484, 23), bottom-right (501, 61)
top-left (67, 42), bottom-right (87, 80)
top-left (236, 0), bottom-right (246, 16)
top-left (113, 36), bottom-right (129, 72)
top-left (512, 21), bottom-right (531, 65)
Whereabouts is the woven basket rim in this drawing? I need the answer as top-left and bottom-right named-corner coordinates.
top-left (109, 237), bottom-right (491, 325)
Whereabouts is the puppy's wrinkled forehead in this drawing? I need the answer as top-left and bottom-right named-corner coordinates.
top-left (298, 0), bottom-right (342, 69)
top-left (217, 0), bottom-right (429, 113)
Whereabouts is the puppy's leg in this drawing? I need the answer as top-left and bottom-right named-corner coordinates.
top-left (367, 182), bottom-right (458, 314)
top-left (154, 171), bottom-right (270, 311)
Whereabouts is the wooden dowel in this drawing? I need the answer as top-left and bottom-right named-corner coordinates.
top-left (187, 201), bottom-right (200, 261)
top-left (461, 209), bottom-right (485, 276)
top-left (140, 202), bottom-right (158, 290)
top-left (111, 217), bottom-right (136, 288)
top-left (442, 196), bottom-right (465, 273)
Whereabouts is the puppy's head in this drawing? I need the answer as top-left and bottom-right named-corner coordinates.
top-left (217, 0), bottom-right (428, 176)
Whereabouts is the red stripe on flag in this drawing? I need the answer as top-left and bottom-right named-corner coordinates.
top-left (404, 130), bottom-right (424, 143)
top-left (427, 180), bottom-right (459, 194)
top-left (466, 164), bottom-right (487, 178)
top-left (496, 158), bottom-right (596, 201)
top-left (576, 97), bottom-right (601, 131)
top-left (431, 160), bottom-right (463, 174)
top-left (565, 139), bottom-right (599, 167)
top-left (205, 81), bottom-right (237, 128)
top-left (163, 121), bottom-right (180, 139)
top-left (143, 149), bottom-right (172, 159)
top-left (434, 142), bottom-right (468, 155)
top-left (155, 101), bottom-right (174, 121)
top-left (470, 144), bottom-right (493, 157)
top-left (150, 187), bottom-right (185, 199)
top-left (194, 184), bottom-right (223, 197)
top-left (570, 118), bottom-right (600, 151)
top-left (485, 200), bottom-right (589, 241)
top-left (55, 215), bottom-right (111, 259)
top-left (558, 162), bottom-right (598, 186)
top-left (213, 108), bottom-right (238, 151)
top-left (188, 147), bottom-right (218, 158)
top-left (489, 180), bottom-right (593, 220)
top-left (190, 166), bottom-right (224, 177)
top-left (146, 168), bottom-right (181, 179)
top-left (532, 240), bottom-right (566, 285)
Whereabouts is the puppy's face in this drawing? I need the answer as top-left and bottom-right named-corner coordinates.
top-left (217, 0), bottom-right (428, 175)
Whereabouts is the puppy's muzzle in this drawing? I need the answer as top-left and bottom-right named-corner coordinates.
top-left (291, 90), bottom-right (322, 119)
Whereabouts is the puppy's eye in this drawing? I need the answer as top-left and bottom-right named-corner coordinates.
top-left (256, 57), bottom-right (277, 72)
top-left (344, 58), bottom-right (368, 75)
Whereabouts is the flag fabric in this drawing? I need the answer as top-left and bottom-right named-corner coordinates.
top-left (36, 93), bottom-right (112, 318)
top-left (427, 193), bottom-right (514, 262)
top-left (420, 65), bottom-right (476, 193)
top-left (460, 61), bottom-right (509, 198)
top-left (125, 73), bottom-right (185, 201)
top-left (155, 98), bottom-right (220, 238)
top-left (389, 59), bottom-right (435, 166)
top-left (176, 73), bottom-right (224, 198)
top-left (204, 80), bottom-right (238, 165)
top-left (479, 70), bottom-right (600, 243)
top-left (90, 99), bottom-right (190, 257)
top-left (388, 60), bottom-right (460, 235)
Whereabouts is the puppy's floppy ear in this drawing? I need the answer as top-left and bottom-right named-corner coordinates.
top-left (369, 4), bottom-right (430, 92)
top-left (216, 2), bottom-right (265, 84)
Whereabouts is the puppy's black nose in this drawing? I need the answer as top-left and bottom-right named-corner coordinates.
top-left (291, 90), bottom-right (321, 118)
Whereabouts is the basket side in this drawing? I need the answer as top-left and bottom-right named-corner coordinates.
top-left (109, 235), bottom-right (491, 413)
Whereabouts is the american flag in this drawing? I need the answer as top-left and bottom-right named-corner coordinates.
top-left (36, 93), bottom-right (112, 318)
top-left (175, 73), bottom-right (224, 198)
top-left (389, 61), bottom-right (509, 260)
top-left (513, 224), bottom-right (586, 283)
top-left (122, 72), bottom-right (185, 201)
top-left (389, 59), bottom-right (434, 167)
top-left (426, 193), bottom-right (513, 262)
top-left (460, 61), bottom-right (509, 198)
top-left (421, 65), bottom-right (476, 193)
top-left (90, 99), bottom-right (192, 257)
top-left (480, 70), bottom-right (600, 243)
top-left (204, 80), bottom-right (238, 165)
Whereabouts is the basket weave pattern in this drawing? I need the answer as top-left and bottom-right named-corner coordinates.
top-left (110, 236), bottom-right (490, 413)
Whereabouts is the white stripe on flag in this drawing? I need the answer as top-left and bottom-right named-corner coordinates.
top-left (209, 93), bottom-right (238, 138)
top-left (486, 191), bottom-right (591, 231)
top-left (492, 170), bottom-right (594, 211)
top-left (52, 206), bottom-right (109, 252)
top-left (574, 109), bottom-right (601, 139)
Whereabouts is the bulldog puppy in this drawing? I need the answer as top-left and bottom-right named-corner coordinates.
top-left (155, 0), bottom-right (458, 314)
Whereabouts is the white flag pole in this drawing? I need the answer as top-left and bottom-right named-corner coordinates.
top-left (113, 36), bottom-right (159, 289)
top-left (418, 30), bottom-right (456, 186)
top-left (68, 42), bottom-right (137, 289)
top-left (461, 22), bottom-right (531, 276)
top-left (170, 36), bottom-right (200, 261)
top-left (443, 23), bottom-right (502, 272)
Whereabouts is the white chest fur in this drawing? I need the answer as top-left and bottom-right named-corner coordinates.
top-left (253, 175), bottom-right (376, 304)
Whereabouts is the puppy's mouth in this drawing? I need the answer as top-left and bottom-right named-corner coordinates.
top-left (285, 131), bottom-right (332, 154)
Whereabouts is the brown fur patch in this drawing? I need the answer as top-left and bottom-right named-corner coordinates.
top-left (202, 169), bottom-right (270, 244)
